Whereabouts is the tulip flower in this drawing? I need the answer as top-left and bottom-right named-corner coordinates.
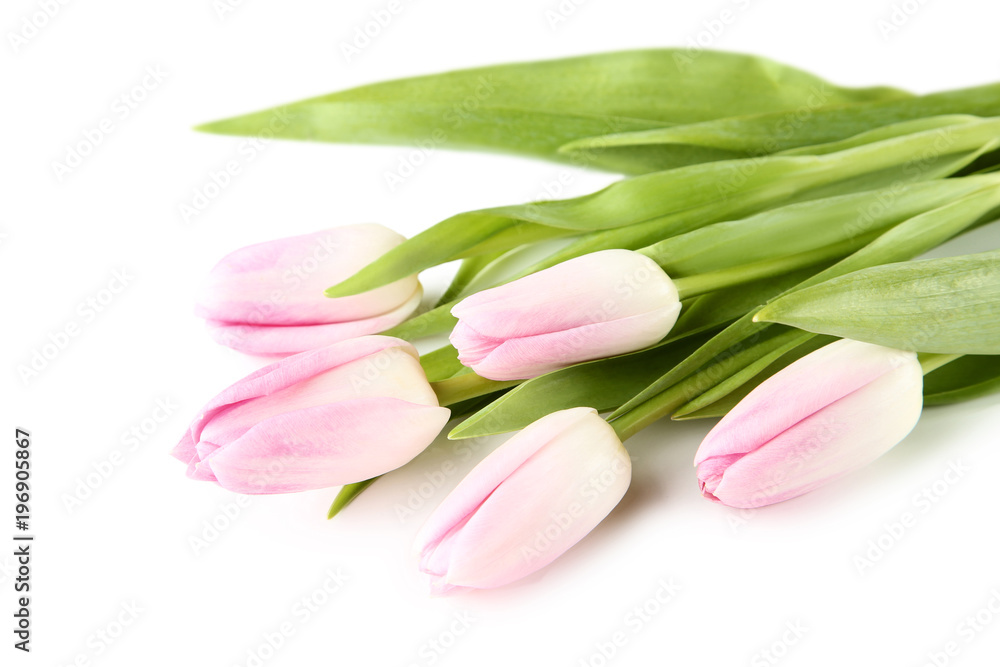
top-left (694, 339), bottom-right (923, 509)
top-left (172, 336), bottom-right (450, 494)
top-left (450, 249), bottom-right (681, 380)
top-left (196, 224), bottom-right (422, 355)
top-left (414, 407), bottom-right (631, 594)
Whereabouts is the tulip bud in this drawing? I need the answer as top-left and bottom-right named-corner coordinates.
top-left (414, 407), bottom-right (631, 594)
top-left (449, 249), bottom-right (681, 380)
top-left (694, 339), bottom-right (923, 508)
top-left (172, 336), bottom-right (450, 493)
top-left (196, 224), bottom-right (422, 355)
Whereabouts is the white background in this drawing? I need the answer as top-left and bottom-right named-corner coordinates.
top-left (4, 0), bottom-right (1000, 665)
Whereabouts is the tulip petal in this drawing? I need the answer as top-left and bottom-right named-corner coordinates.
top-left (202, 398), bottom-right (451, 494)
top-left (195, 224), bottom-right (419, 325)
top-left (707, 357), bottom-right (923, 507)
top-left (694, 340), bottom-right (917, 466)
top-left (415, 408), bottom-right (599, 563)
top-left (179, 336), bottom-right (416, 451)
top-left (462, 302), bottom-right (681, 380)
top-left (451, 250), bottom-right (677, 338)
top-left (204, 286), bottom-right (422, 356)
top-left (443, 419), bottom-right (629, 589)
top-left (415, 408), bottom-right (630, 592)
top-left (171, 431), bottom-right (198, 463)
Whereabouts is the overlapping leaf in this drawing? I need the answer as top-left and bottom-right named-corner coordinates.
top-left (561, 84), bottom-right (1000, 171)
top-left (198, 50), bottom-right (909, 173)
top-left (756, 250), bottom-right (1000, 354)
top-left (327, 119), bottom-right (1000, 299)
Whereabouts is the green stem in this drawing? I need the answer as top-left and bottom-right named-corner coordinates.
top-left (431, 372), bottom-right (520, 407)
top-left (610, 383), bottom-right (688, 441)
top-left (918, 353), bottom-right (963, 374)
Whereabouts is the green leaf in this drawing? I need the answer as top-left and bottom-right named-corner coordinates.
top-left (646, 177), bottom-right (999, 277)
top-left (448, 332), bottom-right (712, 439)
top-left (433, 251), bottom-right (506, 307)
top-left (611, 181), bottom-right (1000, 424)
top-left (560, 83), bottom-right (1000, 171)
top-left (197, 49), bottom-right (909, 173)
top-left (382, 302), bottom-right (458, 341)
top-left (756, 249), bottom-right (1000, 354)
top-left (774, 115), bottom-right (981, 156)
top-left (923, 355), bottom-right (1000, 405)
top-left (673, 267), bottom-right (821, 335)
top-left (327, 479), bottom-right (377, 519)
top-left (324, 215), bottom-right (571, 298)
top-left (328, 119), bottom-right (1000, 298)
top-left (672, 335), bottom-right (836, 419)
top-left (668, 330), bottom-right (819, 418)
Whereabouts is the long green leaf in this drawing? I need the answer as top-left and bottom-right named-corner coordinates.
top-left (327, 479), bottom-right (377, 519)
top-left (561, 83), bottom-right (1000, 171)
top-left (643, 177), bottom-right (999, 277)
top-left (198, 50), bottom-right (908, 173)
top-left (756, 249), bottom-right (1000, 354)
top-left (610, 182), bottom-right (1000, 423)
top-left (328, 119), bottom-right (1000, 298)
top-left (383, 302), bottom-right (457, 341)
top-left (672, 335), bottom-right (836, 420)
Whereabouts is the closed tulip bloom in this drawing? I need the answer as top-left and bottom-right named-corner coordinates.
top-left (196, 224), bottom-right (422, 355)
top-left (450, 249), bottom-right (681, 380)
top-left (695, 339), bottom-right (923, 509)
top-left (172, 336), bottom-right (450, 494)
top-left (414, 407), bottom-right (631, 594)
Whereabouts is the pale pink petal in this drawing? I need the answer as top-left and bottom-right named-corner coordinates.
top-left (462, 303), bottom-right (681, 380)
top-left (202, 398), bottom-right (451, 494)
top-left (204, 286), bottom-right (422, 356)
top-left (171, 431), bottom-right (197, 463)
top-left (195, 224), bottom-right (419, 325)
top-left (178, 336), bottom-right (415, 452)
top-left (694, 340), bottom-right (917, 466)
top-left (414, 408), bottom-right (630, 593)
top-left (708, 358), bottom-right (923, 507)
top-left (442, 416), bottom-right (629, 589)
top-left (451, 250), bottom-right (677, 338)
top-left (414, 408), bottom-right (600, 562)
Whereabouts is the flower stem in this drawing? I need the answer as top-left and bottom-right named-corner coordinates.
top-left (609, 384), bottom-right (689, 441)
top-left (431, 372), bottom-right (520, 407)
top-left (918, 352), bottom-right (963, 374)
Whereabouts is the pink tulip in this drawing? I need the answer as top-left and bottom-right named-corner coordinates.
top-left (196, 224), bottom-right (422, 355)
top-left (172, 336), bottom-right (450, 494)
top-left (414, 407), bottom-right (631, 594)
top-left (449, 250), bottom-right (681, 380)
top-left (695, 339), bottom-right (923, 509)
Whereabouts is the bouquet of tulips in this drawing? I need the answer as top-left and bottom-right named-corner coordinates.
top-left (174, 50), bottom-right (1000, 594)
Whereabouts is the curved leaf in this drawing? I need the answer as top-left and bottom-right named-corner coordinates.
top-left (756, 249), bottom-right (1000, 354)
top-left (328, 119), bottom-right (1000, 298)
top-left (611, 182), bottom-right (1000, 422)
top-left (198, 49), bottom-right (909, 173)
top-left (560, 83), bottom-right (1000, 171)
